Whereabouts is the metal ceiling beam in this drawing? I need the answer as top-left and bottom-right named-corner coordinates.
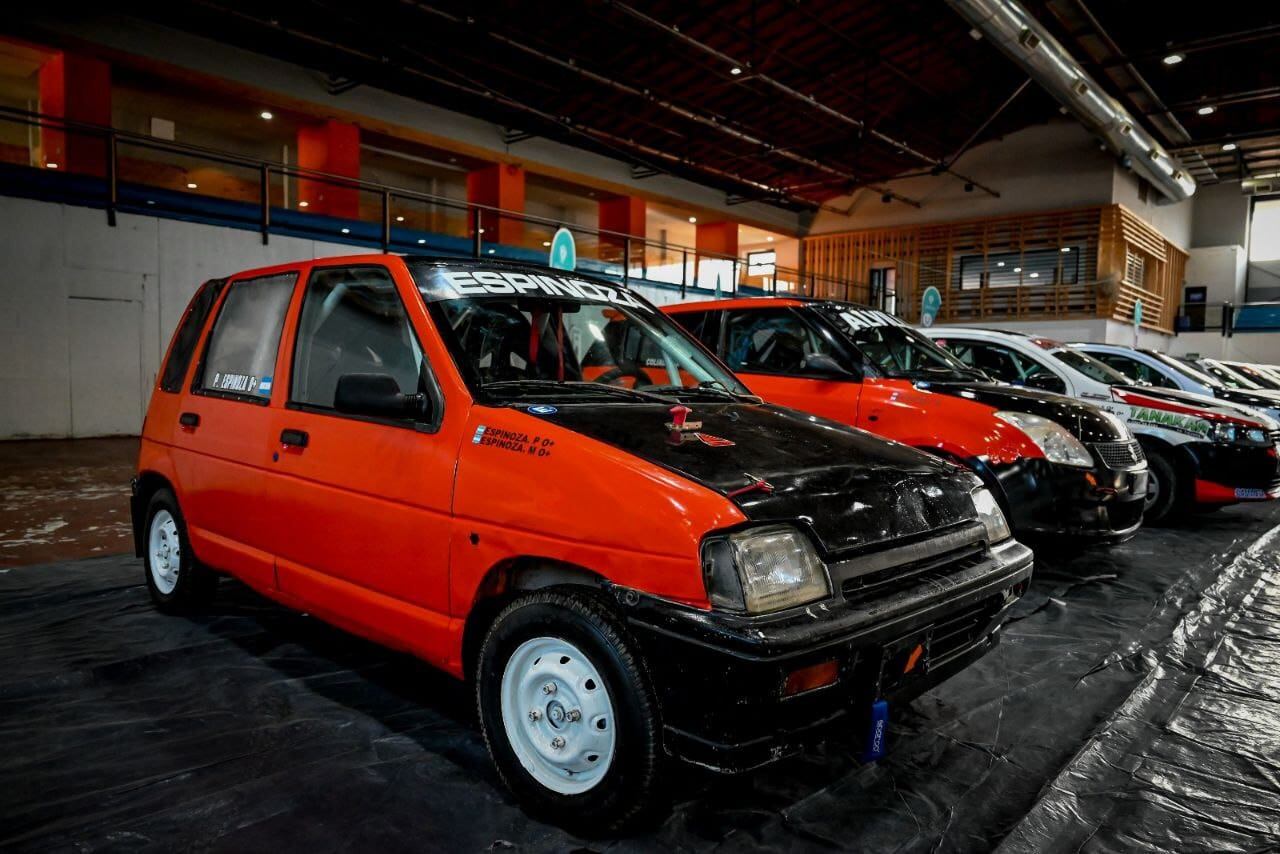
top-left (947, 0), bottom-right (1195, 202)
top-left (609, 0), bottom-right (1001, 198)
top-left (405, 1), bottom-right (921, 207)
top-left (1100, 23), bottom-right (1280, 67)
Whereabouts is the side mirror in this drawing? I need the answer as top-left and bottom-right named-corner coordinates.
top-left (802, 353), bottom-right (855, 378)
top-left (334, 373), bottom-right (428, 420)
top-left (1024, 373), bottom-right (1066, 394)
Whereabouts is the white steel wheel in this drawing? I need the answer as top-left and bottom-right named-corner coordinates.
top-left (148, 509), bottom-right (181, 595)
top-left (499, 636), bottom-right (617, 795)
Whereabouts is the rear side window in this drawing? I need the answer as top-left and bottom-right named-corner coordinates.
top-left (160, 279), bottom-right (224, 393)
top-left (291, 266), bottom-right (428, 412)
top-left (669, 310), bottom-right (719, 351)
top-left (723, 308), bottom-right (839, 376)
top-left (198, 272), bottom-right (296, 400)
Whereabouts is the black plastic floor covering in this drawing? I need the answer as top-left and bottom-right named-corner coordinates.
top-left (3, 505), bottom-right (1279, 853)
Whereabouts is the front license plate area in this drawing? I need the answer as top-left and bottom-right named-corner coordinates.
top-left (877, 629), bottom-right (932, 697)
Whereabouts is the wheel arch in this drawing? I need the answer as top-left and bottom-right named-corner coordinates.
top-left (131, 470), bottom-right (177, 558)
top-left (462, 557), bottom-right (609, 682)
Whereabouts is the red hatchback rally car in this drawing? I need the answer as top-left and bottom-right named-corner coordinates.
top-left (132, 256), bottom-right (1032, 832)
top-left (664, 297), bottom-right (1149, 540)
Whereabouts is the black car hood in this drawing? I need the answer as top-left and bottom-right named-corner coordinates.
top-left (530, 401), bottom-right (978, 556)
top-left (918, 380), bottom-right (1129, 442)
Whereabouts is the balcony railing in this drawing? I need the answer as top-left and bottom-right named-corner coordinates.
top-left (0, 106), bottom-right (855, 301)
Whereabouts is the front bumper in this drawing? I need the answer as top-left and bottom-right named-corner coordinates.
top-left (624, 534), bottom-right (1034, 773)
top-left (983, 456), bottom-right (1148, 541)
top-left (1184, 440), bottom-right (1280, 505)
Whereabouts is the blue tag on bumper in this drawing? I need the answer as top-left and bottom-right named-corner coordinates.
top-left (864, 699), bottom-right (889, 762)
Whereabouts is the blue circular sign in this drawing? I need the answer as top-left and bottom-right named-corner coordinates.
top-left (549, 227), bottom-right (576, 271)
top-left (920, 286), bottom-right (942, 327)
top-left (528, 405), bottom-right (558, 415)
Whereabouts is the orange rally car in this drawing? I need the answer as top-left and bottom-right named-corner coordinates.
top-left (132, 256), bottom-right (1032, 832)
top-left (663, 297), bottom-right (1149, 541)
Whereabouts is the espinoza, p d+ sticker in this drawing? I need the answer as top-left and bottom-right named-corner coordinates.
top-left (473, 426), bottom-right (555, 457)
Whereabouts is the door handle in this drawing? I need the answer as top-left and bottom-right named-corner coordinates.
top-left (179, 412), bottom-right (200, 428)
top-left (280, 428), bottom-right (309, 448)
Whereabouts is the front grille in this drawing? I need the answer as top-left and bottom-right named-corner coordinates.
top-left (839, 540), bottom-right (987, 604)
top-left (1093, 440), bottom-right (1145, 469)
top-left (929, 596), bottom-right (1002, 665)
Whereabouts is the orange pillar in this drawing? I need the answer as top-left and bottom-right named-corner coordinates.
top-left (297, 120), bottom-right (361, 218)
top-left (38, 52), bottom-right (111, 176)
top-left (467, 163), bottom-right (525, 245)
top-left (695, 221), bottom-right (739, 288)
top-left (599, 195), bottom-right (645, 244)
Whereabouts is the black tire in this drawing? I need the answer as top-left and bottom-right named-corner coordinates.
top-left (142, 488), bottom-right (217, 612)
top-left (1142, 450), bottom-right (1181, 525)
top-left (476, 589), bottom-right (663, 835)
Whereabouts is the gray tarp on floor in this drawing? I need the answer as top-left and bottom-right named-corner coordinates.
top-left (3, 504), bottom-right (1279, 852)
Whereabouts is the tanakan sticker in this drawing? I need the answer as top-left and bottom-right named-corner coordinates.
top-left (472, 425), bottom-right (555, 457)
top-left (1128, 406), bottom-right (1210, 438)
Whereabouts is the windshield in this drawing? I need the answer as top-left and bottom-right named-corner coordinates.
top-left (1227, 362), bottom-right (1280, 390)
top-left (1143, 350), bottom-right (1223, 388)
top-left (815, 307), bottom-right (983, 380)
top-left (1199, 358), bottom-right (1262, 389)
top-left (410, 262), bottom-right (751, 403)
top-left (1050, 348), bottom-right (1133, 385)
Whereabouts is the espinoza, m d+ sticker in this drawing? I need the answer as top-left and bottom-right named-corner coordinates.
top-left (473, 426), bottom-right (555, 457)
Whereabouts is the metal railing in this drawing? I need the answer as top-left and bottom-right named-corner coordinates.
top-left (1175, 301), bottom-right (1234, 335)
top-left (0, 106), bottom-right (860, 301)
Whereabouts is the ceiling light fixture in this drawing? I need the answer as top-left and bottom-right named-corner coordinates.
top-left (1029, 272), bottom-right (1040, 278)
top-left (766, 236), bottom-right (774, 242)
top-left (730, 66), bottom-right (742, 76)
top-left (298, 200), bottom-right (309, 208)
top-left (1061, 247), bottom-right (1071, 253)
top-left (186, 182), bottom-right (198, 189)
top-left (395, 215), bottom-right (405, 222)
top-left (260, 110), bottom-right (274, 120)
top-left (46, 162), bottom-right (58, 169)
top-left (1162, 53), bottom-right (1184, 66)
top-left (341, 227), bottom-right (350, 234)
top-left (688, 216), bottom-right (697, 223)
top-left (996, 261), bottom-right (1005, 267)
top-left (1013, 267), bottom-right (1022, 273)
top-left (1197, 105), bottom-right (1215, 116)
top-left (418, 238), bottom-right (426, 244)
top-left (542, 241), bottom-right (551, 247)
top-left (488, 248), bottom-right (495, 254)
top-left (1222, 142), bottom-right (1238, 152)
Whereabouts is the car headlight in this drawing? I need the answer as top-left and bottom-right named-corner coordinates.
top-left (994, 411), bottom-right (1094, 468)
top-left (971, 487), bottom-right (1012, 544)
top-left (701, 525), bottom-right (830, 614)
top-left (1211, 421), bottom-right (1271, 447)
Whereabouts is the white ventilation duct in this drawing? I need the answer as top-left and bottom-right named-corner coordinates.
top-left (946, 0), bottom-right (1196, 203)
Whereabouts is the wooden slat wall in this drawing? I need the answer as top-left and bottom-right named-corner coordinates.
top-left (801, 204), bottom-right (1187, 333)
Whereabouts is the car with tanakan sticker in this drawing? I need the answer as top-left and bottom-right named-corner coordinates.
top-left (921, 327), bottom-right (1280, 521)
top-left (131, 256), bottom-right (1033, 832)
top-left (663, 297), bottom-right (1148, 541)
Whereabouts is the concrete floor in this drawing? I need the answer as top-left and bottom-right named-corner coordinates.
top-left (0, 438), bottom-right (138, 568)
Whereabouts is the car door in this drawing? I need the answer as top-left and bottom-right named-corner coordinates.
top-left (263, 262), bottom-right (453, 650)
top-left (719, 307), bottom-right (861, 422)
top-left (170, 269), bottom-right (298, 593)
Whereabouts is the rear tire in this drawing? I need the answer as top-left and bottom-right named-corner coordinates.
top-left (1142, 450), bottom-right (1181, 525)
top-left (143, 488), bottom-right (217, 612)
top-left (476, 589), bottom-right (663, 835)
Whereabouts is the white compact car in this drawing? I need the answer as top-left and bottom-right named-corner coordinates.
top-left (922, 328), bottom-right (1280, 522)
top-left (1070, 343), bottom-right (1280, 422)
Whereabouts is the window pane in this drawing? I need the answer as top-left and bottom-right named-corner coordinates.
top-left (292, 266), bottom-right (425, 409)
top-left (161, 278), bottom-right (224, 393)
top-left (201, 272), bottom-right (295, 398)
top-left (723, 309), bottom-right (836, 376)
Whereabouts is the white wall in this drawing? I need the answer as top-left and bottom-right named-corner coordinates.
top-left (929, 316), bottom-right (1172, 348)
top-left (1186, 245), bottom-right (1246, 305)
top-left (1167, 332), bottom-right (1280, 365)
top-left (0, 195), bottom-right (353, 439)
top-left (1111, 168), bottom-right (1192, 250)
